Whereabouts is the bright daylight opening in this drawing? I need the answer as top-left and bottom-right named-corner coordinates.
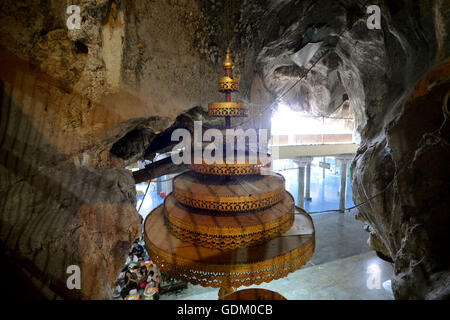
top-left (271, 103), bottom-right (354, 146)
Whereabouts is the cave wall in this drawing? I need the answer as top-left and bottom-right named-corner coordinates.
top-left (0, 0), bottom-right (273, 299)
top-left (386, 60), bottom-right (450, 299)
top-left (0, 0), bottom-right (224, 299)
top-left (235, 0), bottom-right (450, 299)
top-left (345, 1), bottom-right (450, 299)
top-left (351, 58), bottom-right (450, 300)
top-left (0, 47), bottom-right (142, 299)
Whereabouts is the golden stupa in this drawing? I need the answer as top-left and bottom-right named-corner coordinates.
top-left (143, 49), bottom-right (315, 299)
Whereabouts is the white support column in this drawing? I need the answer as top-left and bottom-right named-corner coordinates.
top-left (288, 133), bottom-right (295, 146)
top-left (322, 156), bottom-right (326, 179)
top-left (156, 176), bottom-right (163, 195)
top-left (166, 175), bottom-right (172, 193)
top-left (298, 166), bottom-right (305, 208)
top-left (339, 161), bottom-right (348, 212)
top-left (305, 163), bottom-right (312, 201)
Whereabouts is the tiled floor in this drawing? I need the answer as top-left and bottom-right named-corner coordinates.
top-left (308, 209), bottom-right (370, 266)
top-left (161, 251), bottom-right (393, 300)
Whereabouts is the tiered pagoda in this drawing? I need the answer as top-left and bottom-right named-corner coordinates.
top-left (144, 49), bottom-right (315, 299)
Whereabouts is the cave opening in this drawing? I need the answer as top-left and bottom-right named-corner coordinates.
top-left (271, 103), bottom-right (355, 145)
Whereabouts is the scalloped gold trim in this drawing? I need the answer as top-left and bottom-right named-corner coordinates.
top-left (164, 195), bottom-right (294, 237)
top-left (165, 213), bottom-right (294, 249)
top-left (172, 187), bottom-right (285, 212)
top-left (208, 102), bottom-right (248, 117)
top-left (145, 230), bottom-right (314, 288)
top-left (172, 173), bottom-right (286, 212)
top-left (186, 163), bottom-right (263, 175)
top-left (163, 193), bottom-right (295, 249)
top-left (187, 153), bottom-right (271, 176)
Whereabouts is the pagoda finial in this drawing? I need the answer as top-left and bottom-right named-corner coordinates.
top-left (209, 47), bottom-right (247, 128)
top-left (222, 47), bottom-right (234, 71)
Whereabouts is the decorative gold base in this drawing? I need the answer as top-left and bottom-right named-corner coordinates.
top-left (172, 172), bottom-right (286, 212)
top-left (144, 205), bottom-right (315, 289)
top-left (163, 192), bottom-right (295, 249)
top-left (187, 153), bottom-right (270, 176)
top-left (187, 163), bottom-right (264, 175)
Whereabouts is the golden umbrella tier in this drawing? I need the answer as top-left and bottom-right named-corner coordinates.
top-left (208, 102), bottom-right (248, 117)
top-left (187, 152), bottom-right (271, 176)
top-left (163, 192), bottom-right (295, 249)
top-left (144, 205), bottom-right (315, 289)
top-left (172, 172), bottom-right (285, 212)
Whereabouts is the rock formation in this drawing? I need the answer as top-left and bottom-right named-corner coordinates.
top-left (0, 0), bottom-right (449, 299)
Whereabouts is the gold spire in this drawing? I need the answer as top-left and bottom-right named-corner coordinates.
top-left (222, 47), bottom-right (234, 70)
top-left (209, 47), bottom-right (247, 119)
